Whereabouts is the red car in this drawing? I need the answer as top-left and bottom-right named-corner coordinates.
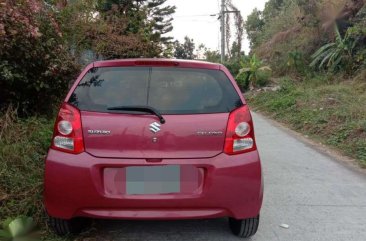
top-left (44, 59), bottom-right (263, 238)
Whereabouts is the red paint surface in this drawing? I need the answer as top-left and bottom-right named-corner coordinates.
top-left (81, 111), bottom-right (229, 159)
top-left (44, 59), bottom-right (262, 221)
top-left (44, 149), bottom-right (263, 220)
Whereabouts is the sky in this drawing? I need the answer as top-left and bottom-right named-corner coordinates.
top-left (166, 0), bottom-right (268, 54)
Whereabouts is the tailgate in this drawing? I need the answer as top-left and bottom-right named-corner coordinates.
top-left (81, 111), bottom-right (228, 159)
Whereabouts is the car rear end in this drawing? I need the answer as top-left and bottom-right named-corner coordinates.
top-left (44, 59), bottom-right (263, 237)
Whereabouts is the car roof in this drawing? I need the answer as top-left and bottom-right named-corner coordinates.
top-left (92, 58), bottom-right (222, 70)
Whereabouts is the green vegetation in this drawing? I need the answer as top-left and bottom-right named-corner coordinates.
top-left (247, 76), bottom-right (366, 167)
top-left (245, 0), bottom-right (366, 75)
top-left (0, 107), bottom-right (53, 225)
top-left (237, 55), bottom-right (272, 91)
top-left (310, 26), bottom-right (357, 72)
top-left (174, 36), bottom-right (196, 59)
top-left (0, 0), bottom-right (80, 116)
top-left (0, 0), bottom-right (176, 116)
top-left (244, 0), bottom-right (366, 168)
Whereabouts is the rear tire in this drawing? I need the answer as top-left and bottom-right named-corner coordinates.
top-left (228, 215), bottom-right (259, 238)
top-left (47, 215), bottom-right (91, 236)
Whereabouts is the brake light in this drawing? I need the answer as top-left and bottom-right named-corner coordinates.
top-left (51, 103), bottom-right (84, 154)
top-left (224, 105), bottom-right (256, 155)
top-left (134, 60), bottom-right (179, 66)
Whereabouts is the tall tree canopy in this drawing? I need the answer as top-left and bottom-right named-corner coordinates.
top-left (99, 0), bottom-right (175, 43)
top-left (245, 8), bottom-right (265, 49)
top-left (147, 0), bottom-right (176, 43)
top-left (58, 0), bottom-right (176, 60)
top-left (173, 36), bottom-right (196, 60)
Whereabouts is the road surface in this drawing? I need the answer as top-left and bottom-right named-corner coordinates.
top-left (90, 113), bottom-right (366, 241)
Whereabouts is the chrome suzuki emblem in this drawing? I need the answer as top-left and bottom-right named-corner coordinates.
top-left (149, 122), bottom-right (161, 133)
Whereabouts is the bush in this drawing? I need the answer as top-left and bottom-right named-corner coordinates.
top-left (0, 0), bottom-right (80, 116)
top-left (310, 26), bottom-right (357, 73)
top-left (236, 72), bottom-right (250, 92)
top-left (237, 54), bottom-right (272, 89)
top-left (224, 60), bottom-right (242, 77)
top-left (255, 68), bottom-right (272, 87)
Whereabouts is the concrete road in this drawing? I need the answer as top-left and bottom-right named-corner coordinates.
top-left (91, 113), bottom-right (366, 241)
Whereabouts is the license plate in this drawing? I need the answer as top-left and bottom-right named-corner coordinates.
top-left (126, 165), bottom-right (180, 195)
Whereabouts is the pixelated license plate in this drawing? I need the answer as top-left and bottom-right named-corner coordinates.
top-left (126, 165), bottom-right (180, 195)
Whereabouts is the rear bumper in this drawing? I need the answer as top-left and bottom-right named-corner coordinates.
top-left (44, 149), bottom-right (263, 220)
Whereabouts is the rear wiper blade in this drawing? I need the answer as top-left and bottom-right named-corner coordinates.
top-left (107, 105), bottom-right (166, 124)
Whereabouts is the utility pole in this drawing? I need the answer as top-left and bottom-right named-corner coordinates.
top-left (220, 0), bottom-right (240, 63)
top-left (220, 0), bottom-right (225, 63)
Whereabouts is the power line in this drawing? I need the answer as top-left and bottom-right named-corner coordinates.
top-left (174, 14), bottom-right (218, 18)
top-left (174, 19), bottom-right (218, 23)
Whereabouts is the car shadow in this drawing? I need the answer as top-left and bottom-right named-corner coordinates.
top-left (84, 218), bottom-right (242, 241)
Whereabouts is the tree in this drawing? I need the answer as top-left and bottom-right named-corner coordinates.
top-left (245, 8), bottom-right (265, 49)
top-left (230, 41), bottom-right (245, 60)
top-left (99, 0), bottom-right (176, 45)
top-left (225, 0), bottom-right (245, 60)
top-left (56, 0), bottom-right (176, 60)
top-left (147, 0), bottom-right (176, 44)
top-left (205, 50), bottom-right (221, 63)
top-left (174, 36), bottom-right (196, 59)
top-left (262, 0), bottom-right (284, 22)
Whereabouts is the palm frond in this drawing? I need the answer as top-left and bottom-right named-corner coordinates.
top-left (311, 43), bottom-right (336, 59)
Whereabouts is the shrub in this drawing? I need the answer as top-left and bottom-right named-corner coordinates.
top-left (287, 50), bottom-right (308, 74)
top-left (310, 26), bottom-right (357, 73)
top-left (237, 54), bottom-right (272, 89)
top-left (224, 60), bottom-right (242, 77)
top-left (236, 71), bottom-right (250, 92)
top-left (0, 0), bottom-right (80, 116)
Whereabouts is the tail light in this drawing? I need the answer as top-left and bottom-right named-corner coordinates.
top-left (51, 103), bottom-right (84, 154)
top-left (224, 105), bottom-right (256, 155)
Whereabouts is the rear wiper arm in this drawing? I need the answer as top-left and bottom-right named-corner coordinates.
top-left (107, 105), bottom-right (166, 124)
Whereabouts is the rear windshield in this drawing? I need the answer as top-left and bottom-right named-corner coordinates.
top-left (68, 67), bottom-right (243, 114)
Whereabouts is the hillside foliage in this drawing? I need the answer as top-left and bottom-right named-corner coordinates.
top-left (246, 0), bottom-right (366, 76)
top-left (245, 0), bottom-right (366, 167)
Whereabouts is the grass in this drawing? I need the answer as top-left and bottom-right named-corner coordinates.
top-left (246, 76), bottom-right (366, 167)
top-left (0, 108), bottom-right (114, 241)
top-left (0, 107), bottom-right (58, 240)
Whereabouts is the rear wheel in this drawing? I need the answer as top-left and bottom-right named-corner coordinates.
top-left (47, 215), bottom-right (91, 236)
top-left (228, 215), bottom-right (259, 238)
